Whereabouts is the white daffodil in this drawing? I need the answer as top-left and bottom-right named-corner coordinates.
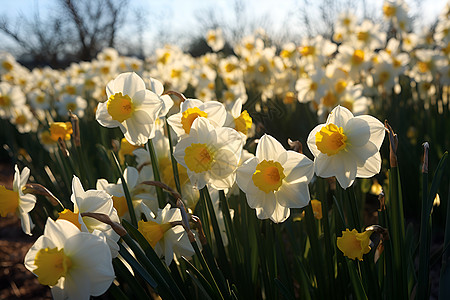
top-left (25, 218), bottom-right (115, 300)
top-left (167, 98), bottom-right (227, 139)
top-left (307, 105), bottom-right (385, 189)
top-left (173, 117), bottom-right (244, 190)
top-left (138, 204), bottom-right (194, 266)
top-left (236, 134), bottom-right (314, 223)
top-left (0, 165), bottom-right (36, 235)
top-left (96, 166), bottom-right (158, 217)
top-left (224, 98), bottom-right (253, 137)
top-left (57, 176), bottom-right (120, 258)
top-left (206, 28), bottom-right (225, 52)
top-left (96, 72), bottom-right (164, 145)
top-left (55, 94), bottom-right (88, 118)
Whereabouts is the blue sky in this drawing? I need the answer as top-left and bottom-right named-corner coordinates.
top-left (1, 0), bottom-right (448, 55)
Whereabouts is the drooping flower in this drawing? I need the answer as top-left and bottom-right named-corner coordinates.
top-left (58, 176), bottom-right (120, 257)
top-left (24, 218), bottom-right (115, 299)
top-left (337, 228), bottom-right (373, 260)
top-left (173, 117), bottom-right (244, 190)
top-left (96, 72), bottom-right (164, 145)
top-left (0, 165), bottom-right (36, 235)
top-left (307, 106), bottom-right (385, 189)
top-left (138, 204), bottom-right (194, 266)
top-left (236, 134), bottom-right (314, 223)
top-left (167, 99), bottom-right (227, 139)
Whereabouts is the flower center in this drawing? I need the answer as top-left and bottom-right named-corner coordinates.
top-left (300, 46), bottom-right (315, 56)
top-left (383, 4), bottom-right (396, 17)
top-left (0, 185), bottom-right (19, 217)
top-left (0, 94), bottom-right (11, 107)
top-left (15, 114), bottom-right (27, 125)
top-left (351, 50), bottom-right (365, 65)
top-left (417, 61), bottom-right (430, 73)
top-left (57, 209), bottom-right (82, 230)
top-left (184, 143), bottom-right (215, 173)
top-left (34, 247), bottom-right (72, 286)
top-left (181, 107), bottom-right (208, 134)
top-left (2, 61), bottom-right (13, 71)
top-left (357, 31), bottom-right (369, 42)
top-left (112, 196), bottom-right (128, 217)
top-left (138, 220), bottom-right (172, 247)
top-left (234, 110), bottom-right (252, 134)
top-left (107, 92), bottom-right (135, 123)
top-left (252, 160), bottom-right (286, 194)
top-left (316, 123), bottom-right (347, 156)
top-left (322, 91), bottom-right (338, 107)
top-left (335, 80), bottom-right (347, 93)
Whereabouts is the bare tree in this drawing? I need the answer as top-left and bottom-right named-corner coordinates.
top-left (0, 0), bottom-right (129, 67)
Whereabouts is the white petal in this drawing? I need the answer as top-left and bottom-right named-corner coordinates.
top-left (148, 77), bottom-right (164, 95)
top-left (307, 124), bottom-right (325, 158)
top-left (276, 181), bottom-right (311, 208)
top-left (277, 151), bottom-right (314, 184)
top-left (256, 134), bottom-right (286, 161)
top-left (327, 105), bottom-right (353, 127)
top-left (202, 101), bottom-right (227, 127)
top-left (269, 202), bottom-right (290, 223)
top-left (355, 115), bottom-right (385, 149)
top-left (19, 193), bottom-right (36, 213)
top-left (166, 113), bottom-right (184, 137)
top-left (190, 117), bottom-right (215, 142)
top-left (124, 119), bottom-right (150, 145)
top-left (236, 157), bottom-right (258, 193)
top-left (19, 211), bottom-right (34, 235)
top-left (124, 167), bottom-right (139, 189)
top-left (64, 232), bottom-right (114, 296)
top-left (44, 219), bottom-right (80, 248)
top-left (96, 102), bottom-right (120, 128)
top-left (119, 72), bottom-right (146, 98)
top-left (344, 117), bottom-right (370, 147)
top-left (356, 151), bottom-right (382, 178)
top-left (181, 99), bottom-right (204, 111)
top-left (231, 98), bottom-right (243, 118)
top-left (19, 167), bottom-right (30, 187)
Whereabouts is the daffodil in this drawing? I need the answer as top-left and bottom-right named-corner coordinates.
top-left (58, 176), bottom-right (120, 257)
top-left (206, 28), bottom-right (225, 52)
top-left (224, 98), bottom-right (253, 136)
top-left (96, 72), bottom-right (164, 145)
top-left (0, 165), bottom-right (36, 235)
top-left (167, 98), bottom-right (227, 139)
top-left (24, 218), bottom-right (115, 300)
top-left (173, 117), bottom-right (244, 190)
top-left (96, 166), bottom-right (157, 217)
top-left (307, 106), bottom-right (385, 189)
top-left (138, 204), bottom-right (194, 266)
top-left (236, 134), bottom-right (314, 223)
top-left (337, 228), bottom-right (373, 260)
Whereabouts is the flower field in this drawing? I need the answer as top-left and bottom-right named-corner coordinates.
top-left (0, 0), bottom-right (450, 299)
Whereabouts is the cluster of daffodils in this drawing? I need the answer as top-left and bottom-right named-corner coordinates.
top-left (0, 0), bottom-right (449, 140)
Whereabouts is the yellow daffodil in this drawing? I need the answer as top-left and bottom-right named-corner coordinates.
top-left (337, 228), bottom-right (373, 261)
top-left (24, 218), bottom-right (115, 299)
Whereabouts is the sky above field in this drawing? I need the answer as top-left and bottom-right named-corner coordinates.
top-left (1, 0), bottom-right (448, 54)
